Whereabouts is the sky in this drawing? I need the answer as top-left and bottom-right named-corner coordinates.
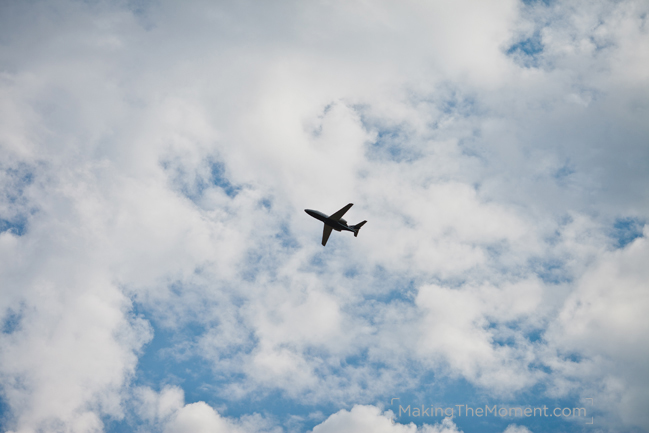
top-left (0, 0), bottom-right (648, 432)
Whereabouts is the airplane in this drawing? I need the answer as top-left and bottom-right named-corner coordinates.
top-left (305, 203), bottom-right (367, 246)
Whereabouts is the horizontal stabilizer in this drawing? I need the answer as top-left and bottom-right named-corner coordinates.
top-left (353, 220), bottom-right (367, 237)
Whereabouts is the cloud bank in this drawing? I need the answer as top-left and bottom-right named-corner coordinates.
top-left (1, 0), bottom-right (647, 432)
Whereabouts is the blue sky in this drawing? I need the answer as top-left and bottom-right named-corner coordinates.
top-left (1, 0), bottom-right (648, 432)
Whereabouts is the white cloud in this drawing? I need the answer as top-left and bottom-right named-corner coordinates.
top-left (415, 280), bottom-right (544, 392)
top-left (311, 405), bottom-right (463, 433)
top-left (163, 402), bottom-right (236, 433)
top-left (544, 226), bottom-right (649, 428)
top-left (502, 425), bottom-right (532, 433)
top-left (133, 385), bottom-right (185, 424)
top-left (131, 386), bottom-right (280, 433)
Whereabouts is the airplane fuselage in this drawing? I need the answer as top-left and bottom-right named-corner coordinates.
top-left (304, 209), bottom-right (355, 233)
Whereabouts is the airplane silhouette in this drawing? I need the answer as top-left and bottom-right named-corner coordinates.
top-left (305, 203), bottom-right (367, 246)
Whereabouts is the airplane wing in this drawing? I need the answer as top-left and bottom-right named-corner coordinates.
top-left (329, 203), bottom-right (353, 221)
top-left (322, 225), bottom-right (333, 246)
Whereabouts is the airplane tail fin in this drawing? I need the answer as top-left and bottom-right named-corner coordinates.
top-left (352, 220), bottom-right (367, 237)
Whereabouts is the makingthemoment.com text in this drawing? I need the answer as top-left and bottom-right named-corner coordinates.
top-left (397, 404), bottom-right (587, 418)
